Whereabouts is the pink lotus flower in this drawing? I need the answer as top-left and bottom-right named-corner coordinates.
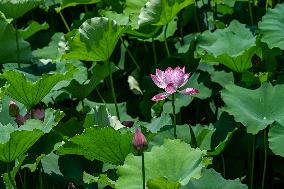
top-left (150, 67), bottom-right (199, 101)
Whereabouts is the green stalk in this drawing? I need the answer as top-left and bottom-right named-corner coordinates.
top-left (172, 94), bottom-right (177, 139)
top-left (189, 124), bottom-right (197, 148)
top-left (59, 11), bottom-right (71, 32)
top-left (262, 128), bottom-right (268, 189)
top-left (14, 20), bottom-right (21, 68)
top-left (119, 37), bottom-right (140, 70)
top-left (164, 24), bottom-right (170, 57)
top-left (151, 39), bottom-right (157, 65)
top-left (107, 60), bottom-right (120, 120)
top-left (7, 164), bottom-right (17, 189)
top-left (95, 87), bottom-right (106, 105)
top-left (194, 0), bottom-right (201, 32)
top-left (142, 153), bottom-right (146, 189)
top-left (248, 0), bottom-right (254, 25)
top-left (249, 135), bottom-right (256, 189)
top-left (221, 154), bottom-right (226, 178)
top-left (18, 170), bottom-right (26, 189)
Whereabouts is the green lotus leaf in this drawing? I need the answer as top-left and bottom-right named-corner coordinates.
top-left (221, 83), bottom-right (284, 134)
top-left (268, 122), bottom-right (284, 157)
top-left (124, 0), bottom-right (148, 29)
top-left (65, 62), bottom-right (119, 99)
top-left (196, 20), bottom-right (260, 72)
top-left (259, 3), bottom-right (284, 50)
top-left (0, 20), bottom-right (32, 64)
top-left (147, 177), bottom-right (181, 189)
top-left (57, 127), bottom-right (133, 165)
top-left (138, 0), bottom-right (195, 26)
top-left (63, 17), bottom-right (124, 61)
top-left (19, 21), bottom-right (49, 39)
top-left (211, 71), bottom-right (234, 88)
top-left (59, 0), bottom-right (101, 11)
top-left (185, 168), bottom-right (247, 189)
top-left (0, 67), bottom-right (76, 108)
top-left (151, 124), bottom-right (215, 151)
top-left (0, 123), bottom-right (43, 163)
top-left (0, 0), bottom-right (42, 19)
top-left (116, 139), bottom-right (206, 188)
top-left (33, 33), bottom-right (64, 61)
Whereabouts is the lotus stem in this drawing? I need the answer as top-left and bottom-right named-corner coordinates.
top-left (221, 154), bottom-right (226, 178)
top-left (119, 37), bottom-right (140, 70)
top-left (14, 20), bottom-right (21, 68)
top-left (142, 153), bottom-right (146, 189)
top-left (194, 0), bottom-right (201, 32)
top-left (262, 128), bottom-right (268, 189)
top-left (189, 124), bottom-right (197, 148)
top-left (172, 94), bottom-right (177, 139)
top-left (152, 39), bottom-right (157, 65)
top-left (107, 60), bottom-right (120, 120)
top-left (164, 24), bottom-right (170, 57)
top-left (248, 0), bottom-right (254, 25)
top-left (7, 163), bottom-right (17, 189)
top-left (249, 134), bottom-right (256, 189)
top-left (59, 11), bottom-right (71, 32)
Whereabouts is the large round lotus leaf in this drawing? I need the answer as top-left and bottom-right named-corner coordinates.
top-left (259, 3), bottom-right (284, 50)
top-left (116, 139), bottom-right (205, 189)
top-left (268, 122), bottom-right (284, 157)
top-left (196, 20), bottom-right (259, 72)
top-left (0, 68), bottom-right (76, 109)
top-left (0, 20), bottom-right (32, 64)
top-left (79, 17), bottom-right (124, 61)
top-left (0, 123), bottom-right (43, 163)
top-left (221, 83), bottom-right (284, 134)
top-left (57, 127), bottom-right (133, 165)
top-left (0, 0), bottom-right (42, 19)
top-left (64, 17), bottom-right (124, 61)
top-left (138, 0), bottom-right (194, 26)
top-left (184, 168), bottom-right (247, 189)
top-left (59, 0), bottom-right (101, 11)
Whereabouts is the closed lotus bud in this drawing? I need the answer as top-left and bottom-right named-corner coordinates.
top-left (32, 106), bottom-right (45, 121)
top-left (122, 121), bottom-right (134, 128)
top-left (132, 128), bottom-right (148, 153)
top-left (15, 115), bottom-right (25, 126)
top-left (9, 101), bottom-right (19, 117)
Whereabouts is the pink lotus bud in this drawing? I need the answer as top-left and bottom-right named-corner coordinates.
top-left (122, 121), bottom-right (134, 128)
top-left (9, 101), bottom-right (19, 117)
top-left (132, 128), bottom-right (148, 153)
top-left (31, 106), bottom-right (45, 121)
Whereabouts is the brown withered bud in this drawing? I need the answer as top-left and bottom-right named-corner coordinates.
top-left (122, 120), bottom-right (134, 128)
top-left (132, 128), bottom-right (148, 153)
top-left (9, 100), bottom-right (19, 117)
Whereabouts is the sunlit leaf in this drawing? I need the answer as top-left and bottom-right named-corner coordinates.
top-left (268, 122), bottom-right (284, 157)
top-left (0, 0), bottom-right (42, 19)
top-left (259, 3), bottom-right (284, 50)
top-left (0, 67), bottom-right (76, 108)
top-left (185, 168), bottom-right (247, 189)
top-left (57, 127), bottom-right (133, 165)
top-left (63, 17), bottom-right (124, 61)
top-left (116, 140), bottom-right (205, 188)
top-left (59, 0), bottom-right (101, 11)
top-left (196, 20), bottom-right (260, 72)
top-left (221, 83), bottom-right (284, 134)
top-left (19, 21), bottom-right (49, 39)
top-left (148, 177), bottom-right (181, 189)
top-left (138, 0), bottom-right (195, 26)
